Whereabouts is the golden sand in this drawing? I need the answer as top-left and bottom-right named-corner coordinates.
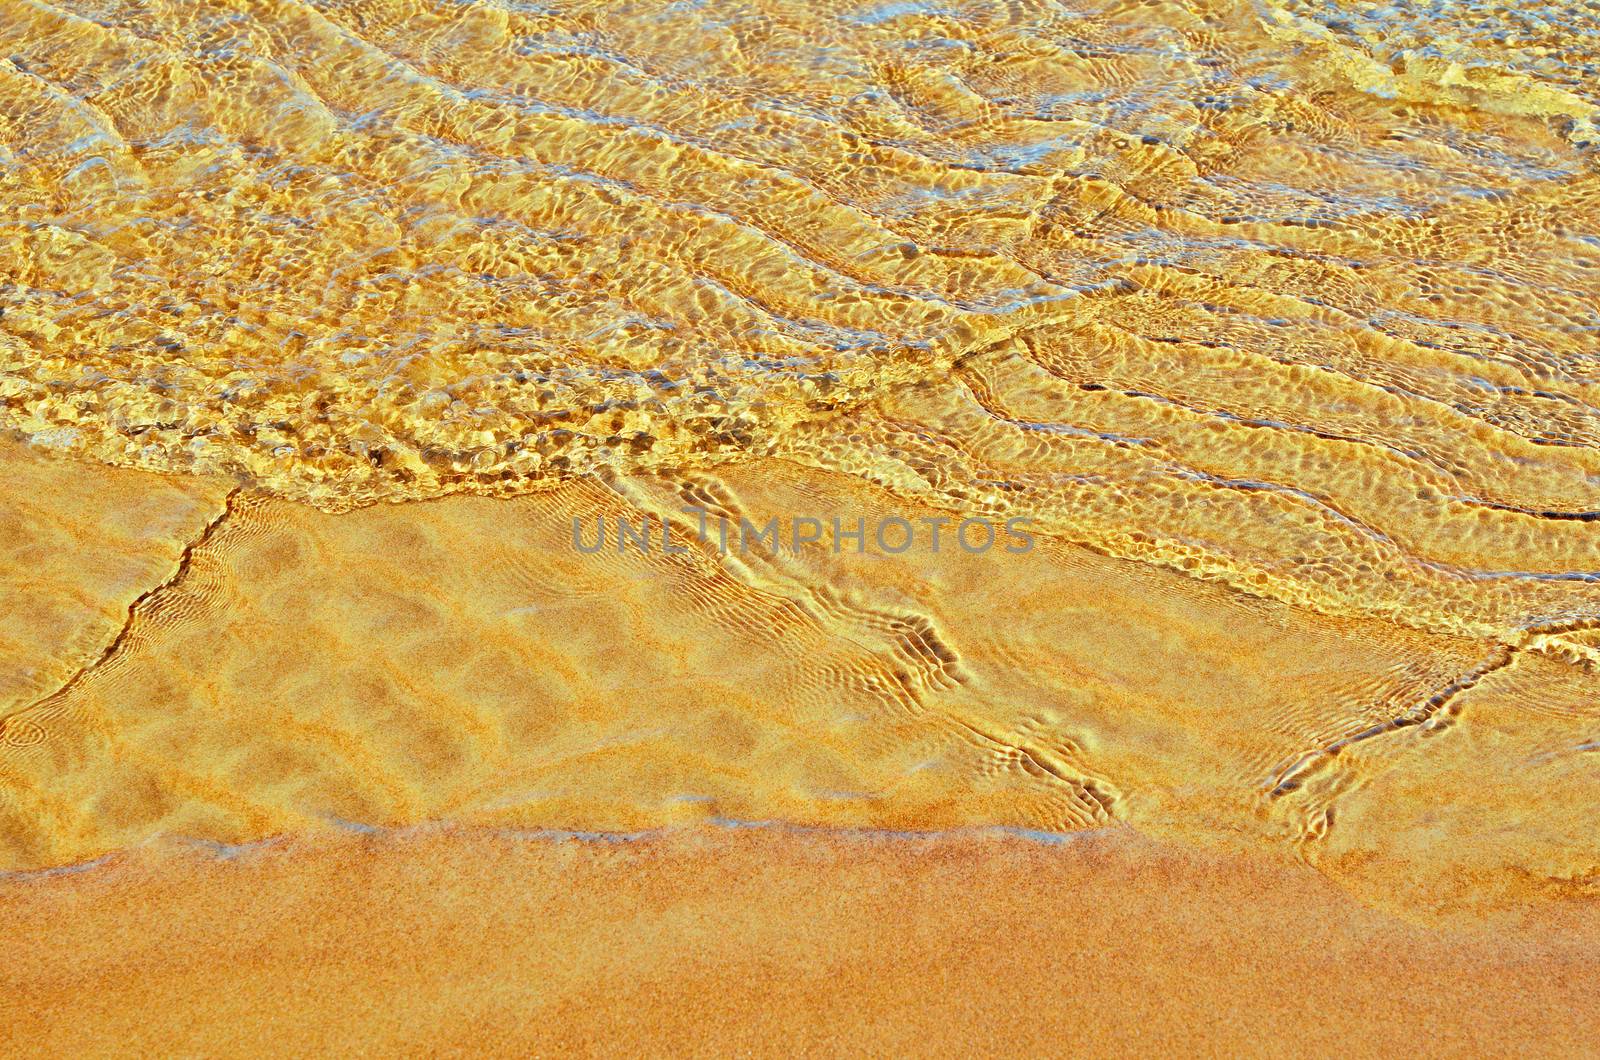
top-left (5, 825), bottom-right (1600, 1056)
top-left (2, 0), bottom-right (1600, 1049)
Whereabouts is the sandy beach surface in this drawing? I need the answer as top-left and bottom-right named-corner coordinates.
top-left (3, 437), bottom-right (1598, 1052)
top-left (6, 824), bottom-right (1600, 1057)
top-left (4, 0), bottom-right (1600, 1049)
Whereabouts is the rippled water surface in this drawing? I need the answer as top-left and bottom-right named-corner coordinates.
top-left (3, 1), bottom-right (1600, 887)
top-left (6, 0), bottom-right (1600, 647)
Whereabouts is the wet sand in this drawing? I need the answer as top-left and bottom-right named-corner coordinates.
top-left (5, 824), bottom-right (1600, 1057)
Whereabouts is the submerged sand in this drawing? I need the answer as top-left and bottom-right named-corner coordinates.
top-left (3, 437), bottom-right (1598, 918)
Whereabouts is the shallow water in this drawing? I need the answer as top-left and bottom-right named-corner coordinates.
top-left (5, 0), bottom-right (1600, 643)
top-left (2, 0), bottom-right (1600, 913)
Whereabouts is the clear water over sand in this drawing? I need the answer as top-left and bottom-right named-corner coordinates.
top-left (2, 0), bottom-right (1599, 1049)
